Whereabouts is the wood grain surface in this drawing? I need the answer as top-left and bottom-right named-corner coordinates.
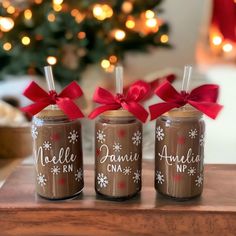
top-left (0, 161), bottom-right (236, 236)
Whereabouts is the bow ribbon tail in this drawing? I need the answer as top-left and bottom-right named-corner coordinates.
top-left (21, 102), bottom-right (50, 116)
top-left (56, 98), bottom-right (84, 120)
top-left (188, 101), bottom-right (223, 119)
top-left (88, 104), bottom-right (121, 119)
top-left (149, 102), bottom-right (179, 120)
top-left (122, 101), bottom-right (149, 123)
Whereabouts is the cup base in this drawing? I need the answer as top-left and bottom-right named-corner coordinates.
top-left (156, 190), bottom-right (202, 201)
top-left (36, 188), bottom-right (83, 201)
top-left (95, 189), bottom-right (140, 201)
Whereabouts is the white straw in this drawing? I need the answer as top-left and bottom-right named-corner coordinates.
top-left (44, 66), bottom-right (56, 91)
top-left (181, 65), bottom-right (192, 93)
top-left (115, 66), bottom-right (123, 94)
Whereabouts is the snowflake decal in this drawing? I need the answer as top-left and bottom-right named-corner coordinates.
top-left (200, 134), bottom-right (205, 146)
top-left (37, 173), bottom-right (47, 187)
top-left (51, 166), bottom-right (60, 175)
top-left (189, 129), bottom-right (198, 139)
top-left (132, 130), bottom-right (142, 146)
top-left (33, 118), bottom-right (44, 126)
top-left (156, 126), bottom-right (164, 141)
top-left (123, 166), bottom-right (132, 175)
top-left (75, 168), bottom-right (83, 182)
top-left (68, 130), bottom-right (79, 144)
top-left (187, 166), bottom-right (196, 176)
top-left (97, 173), bottom-right (108, 188)
top-left (113, 142), bottom-right (122, 152)
top-left (31, 125), bottom-right (38, 139)
top-left (97, 130), bottom-right (106, 143)
top-left (195, 174), bottom-right (204, 187)
top-left (156, 171), bottom-right (165, 184)
top-left (43, 141), bottom-right (52, 150)
top-left (133, 170), bottom-right (141, 183)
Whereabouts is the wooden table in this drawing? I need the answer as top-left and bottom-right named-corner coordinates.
top-left (0, 161), bottom-right (235, 236)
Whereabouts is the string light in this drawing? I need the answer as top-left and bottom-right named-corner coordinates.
top-left (47, 13), bottom-right (56, 22)
top-left (222, 43), bottom-right (233, 53)
top-left (53, 0), bottom-right (63, 4)
top-left (160, 34), bottom-right (169, 43)
top-left (122, 1), bottom-right (133, 14)
top-left (93, 4), bottom-right (113, 21)
top-left (3, 42), bottom-right (12, 51)
top-left (53, 4), bottom-right (62, 12)
top-left (114, 29), bottom-right (126, 41)
top-left (0, 17), bottom-right (14, 32)
top-left (75, 13), bottom-right (85, 23)
top-left (6, 6), bottom-right (15, 14)
top-left (106, 64), bottom-right (115, 73)
top-left (71, 9), bottom-right (79, 17)
top-left (145, 10), bottom-right (155, 19)
top-left (101, 59), bottom-right (110, 69)
top-left (109, 55), bottom-right (117, 63)
top-left (146, 18), bottom-right (157, 28)
top-left (2, 1), bottom-right (10, 8)
top-left (21, 36), bottom-right (31, 45)
top-left (34, 0), bottom-right (43, 4)
top-left (47, 56), bottom-right (57, 65)
top-left (125, 19), bottom-right (135, 29)
top-left (77, 31), bottom-right (86, 39)
top-left (212, 36), bottom-right (222, 46)
top-left (24, 9), bottom-right (32, 20)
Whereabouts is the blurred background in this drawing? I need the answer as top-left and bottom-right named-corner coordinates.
top-left (0, 0), bottom-right (236, 166)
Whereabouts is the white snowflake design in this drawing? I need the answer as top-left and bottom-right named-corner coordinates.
top-left (156, 126), bottom-right (164, 141)
top-left (75, 168), bottom-right (83, 182)
top-left (113, 142), bottom-right (122, 152)
top-left (156, 171), bottom-right (165, 184)
top-left (31, 125), bottom-right (38, 139)
top-left (187, 166), bottom-right (196, 176)
top-left (97, 130), bottom-right (106, 144)
top-left (133, 170), bottom-right (141, 183)
top-left (43, 141), bottom-right (52, 150)
top-left (200, 134), bottom-right (205, 146)
top-left (189, 129), bottom-right (198, 139)
top-left (68, 130), bottom-right (79, 144)
top-left (195, 174), bottom-right (204, 187)
top-left (123, 166), bottom-right (132, 175)
top-left (132, 130), bottom-right (142, 146)
top-left (37, 173), bottom-right (47, 187)
top-left (51, 166), bottom-right (60, 175)
top-left (33, 118), bottom-right (44, 126)
top-left (97, 173), bottom-right (108, 188)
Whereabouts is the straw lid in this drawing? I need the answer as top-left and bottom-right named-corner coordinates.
top-left (35, 105), bottom-right (67, 120)
top-left (101, 109), bottom-right (134, 118)
top-left (162, 105), bottom-right (203, 118)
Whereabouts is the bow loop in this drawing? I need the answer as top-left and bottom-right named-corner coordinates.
top-left (21, 81), bottom-right (84, 120)
top-left (149, 81), bottom-right (223, 120)
top-left (126, 80), bottom-right (151, 102)
top-left (88, 81), bottom-right (150, 122)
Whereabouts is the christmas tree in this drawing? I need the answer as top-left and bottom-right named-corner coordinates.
top-left (0, 0), bottom-right (170, 84)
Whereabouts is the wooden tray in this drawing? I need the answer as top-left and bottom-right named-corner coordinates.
top-left (0, 161), bottom-right (236, 236)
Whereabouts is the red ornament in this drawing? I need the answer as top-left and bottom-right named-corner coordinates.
top-left (173, 174), bottom-right (182, 182)
top-left (50, 133), bottom-right (60, 141)
top-left (118, 181), bottom-right (126, 189)
top-left (177, 136), bottom-right (185, 144)
top-left (118, 129), bottom-right (126, 138)
top-left (58, 178), bottom-right (65, 185)
top-left (96, 148), bottom-right (100, 156)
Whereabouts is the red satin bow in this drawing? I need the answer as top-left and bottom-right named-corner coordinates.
top-left (149, 81), bottom-right (223, 120)
top-left (21, 81), bottom-right (84, 120)
top-left (88, 81), bottom-right (150, 122)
